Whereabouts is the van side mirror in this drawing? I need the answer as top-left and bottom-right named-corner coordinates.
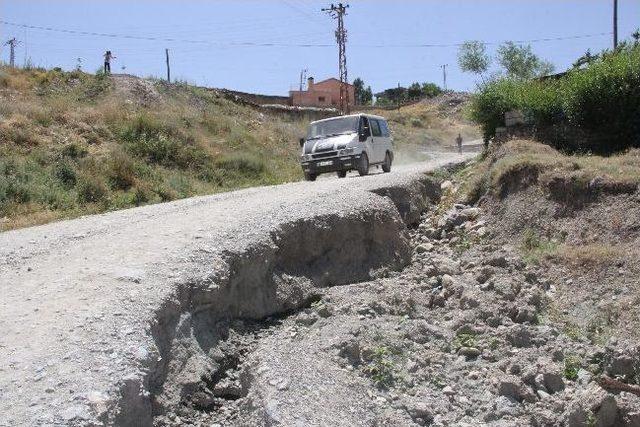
top-left (299, 138), bottom-right (305, 147)
top-left (359, 132), bottom-right (367, 142)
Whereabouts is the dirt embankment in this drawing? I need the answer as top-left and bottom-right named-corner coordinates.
top-left (463, 140), bottom-right (640, 344)
top-left (156, 141), bottom-right (640, 426)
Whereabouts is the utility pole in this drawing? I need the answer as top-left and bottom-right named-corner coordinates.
top-left (299, 68), bottom-right (308, 91)
top-left (4, 38), bottom-right (20, 68)
top-left (613, 0), bottom-right (618, 49)
top-left (441, 64), bottom-right (448, 91)
top-left (165, 48), bottom-right (171, 83)
top-left (322, 3), bottom-right (350, 115)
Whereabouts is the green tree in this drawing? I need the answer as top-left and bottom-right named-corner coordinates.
top-left (407, 82), bottom-right (422, 99)
top-left (353, 77), bottom-right (365, 105)
top-left (458, 40), bottom-right (490, 75)
top-left (361, 86), bottom-right (373, 105)
top-left (573, 49), bottom-right (598, 69)
top-left (497, 41), bottom-right (555, 79)
top-left (421, 82), bottom-right (443, 98)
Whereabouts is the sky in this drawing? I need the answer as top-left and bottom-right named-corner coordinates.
top-left (1, 0), bottom-right (639, 95)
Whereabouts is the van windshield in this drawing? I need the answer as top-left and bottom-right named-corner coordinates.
top-left (307, 116), bottom-right (359, 140)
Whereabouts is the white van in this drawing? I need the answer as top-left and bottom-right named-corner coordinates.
top-left (299, 114), bottom-right (394, 181)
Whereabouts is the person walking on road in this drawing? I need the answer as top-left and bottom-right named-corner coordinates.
top-left (456, 133), bottom-right (463, 154)
top-left (103, 50), bottom-right (116, 74)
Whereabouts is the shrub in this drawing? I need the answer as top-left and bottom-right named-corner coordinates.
top-left (470, 45), bottom-right (640, 153)
top-left (54, 161), bottom-right (77, 188)
top-left (564, 355), bottom-right (581, 380)
top-left (77, 175), bottom-right (109, 203)
top-left (363, 346), bottom-right (397, 389)
top-left (215, 153), bottom-right (266, 177)
top-left (62, 143), bottom-right (88, 159)
top-left (122, 114), bottom-right (211, 170)
top-left (0, 158), bottom-right (32, 212)
top-left (107, 149), bottom-right (137, 190)
top-left (561, 45), bottom-right (640, 151)
top-left (0, 115), bottom-right (41, 146)
top-left (133, 185), bottom-right (153, 206)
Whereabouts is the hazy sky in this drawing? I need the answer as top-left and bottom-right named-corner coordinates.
top-left (1, 1), bottom-right (638, 94)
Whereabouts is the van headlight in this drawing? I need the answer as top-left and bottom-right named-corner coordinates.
top-left (301, 154), bottom-right (312, 161)
top-left (338, 147), bottom-right (354, 156)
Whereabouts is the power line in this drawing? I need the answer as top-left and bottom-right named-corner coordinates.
top-left (282, 0), bottom-right (326, 28)
top-left (0, 20), bottom-right (333, 48)
top-left (0, 20), bottom-right (613, 49)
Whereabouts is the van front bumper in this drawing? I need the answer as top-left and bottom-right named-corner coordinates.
top-left (301, 154), bottom-right (360, 174)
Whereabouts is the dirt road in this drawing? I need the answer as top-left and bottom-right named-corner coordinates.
top-left (0, 152), bottom-right (471, 426)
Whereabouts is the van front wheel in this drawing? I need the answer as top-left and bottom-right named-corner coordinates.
top-left (336, 170), bottom-right (347, 178)
top-left (357, 153), bottom-right (369, 176)
top-left (304, 172), bottom-right (317, 182)
top-left (382, 152), bottom-right (392, 173)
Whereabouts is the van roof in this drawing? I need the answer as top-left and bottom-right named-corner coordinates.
top-left (310, 113), bottom-right (387, 125)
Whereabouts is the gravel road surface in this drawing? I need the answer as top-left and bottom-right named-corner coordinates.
top-left (0, 153), bottom-right (472, 426)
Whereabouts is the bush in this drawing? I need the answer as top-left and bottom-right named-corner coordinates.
top-left (470, 45), bottom-right (640, 153)
top-left (55, 161), bottom-right (77, 188)
top-left (562, 45), bottom-right (640, 151)
top-left (107, 149), bottom-right (137, 190)
top-left (62, 143), bottom-right (88, 159)
top-left (0, 158), bottom-right (32, 211)
top-left (77, 175), bottom-right (109, 203)
top-left (122, 114), bottom-right (211, 170)
top-left (470, 78), bottom-right (561, 142)
top-left (122, 114), bottom-right (211, 169)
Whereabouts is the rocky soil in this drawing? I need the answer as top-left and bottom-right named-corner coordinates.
top-left (155, 181), bottom-right (640, 426)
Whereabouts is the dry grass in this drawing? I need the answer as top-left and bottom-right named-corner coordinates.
top-left (552, 243), bottom-right (624, 267)
top-left (461, 139), bottom-right (640, 204)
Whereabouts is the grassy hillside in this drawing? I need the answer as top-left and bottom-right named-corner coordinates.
top-left (372, 93), bottom-right (481, 162)
top-left (0, 67), bottom-right (309, 230)
top-left (0, 67), bottom-right (477, 231)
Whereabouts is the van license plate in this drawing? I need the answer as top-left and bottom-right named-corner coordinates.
top-left (318, 160), bottom-right (333, 167)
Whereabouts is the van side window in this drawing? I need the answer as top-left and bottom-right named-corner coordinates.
top-left (379, 120), bottom-right (391, 137)
top-left (360, 117), bottom-right (371, 137)
top-left (371, 119), bottom-right (382, 137)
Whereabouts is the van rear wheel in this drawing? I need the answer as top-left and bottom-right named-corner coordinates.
top-left (357, 153), bottom-right (369, 176)
top-left (304, 172), bottom-right (317, 182)
top-left (382, 152), bottom-right (392, 173)
top-left (336, 170), bottom-right (347, 178)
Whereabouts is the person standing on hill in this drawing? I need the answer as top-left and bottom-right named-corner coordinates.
top-left (103, 51), bottom-right (116, 74)
top-left (456, 133), bottom-right (463, 154)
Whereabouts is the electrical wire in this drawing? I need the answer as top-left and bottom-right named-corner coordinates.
top-left (0, 20), bottom-right (612, 49)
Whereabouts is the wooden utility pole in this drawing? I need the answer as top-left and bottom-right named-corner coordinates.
top-left (322, 3), bottom-right (350, 115)
top-left (613, 0), bottom-right (618, 49)
top-left (165, 48), bottom-right (171, 83)
top-left (441, 64), bottom-right (448, 91)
